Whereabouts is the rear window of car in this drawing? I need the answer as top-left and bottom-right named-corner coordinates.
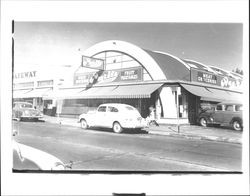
top-left (235, 105), bottom-right (242, 111)
top-left (125, 106), bottom-right (135, 111)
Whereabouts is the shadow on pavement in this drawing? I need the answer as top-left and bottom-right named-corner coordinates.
top-left (12, 119), bottom-right (45, 123)
top-left (82, 127), bottom-right (148, 135)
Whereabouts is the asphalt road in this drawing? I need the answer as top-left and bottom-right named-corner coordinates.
top-left (13, 120), bottom-right (242, 172)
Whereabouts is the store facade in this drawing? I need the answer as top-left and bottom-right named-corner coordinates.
top-left (48, 40), bottom-right (243, 124)
top-left (13, 40), bottom-right (243, 124)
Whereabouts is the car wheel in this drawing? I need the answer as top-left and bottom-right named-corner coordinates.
top-left (199, 117), bottom-right (207, 127)
top-left (113, 122), bottom-right (123, 133)
top-left (80, 119), bottom-right (88, 129)
top-left (232, 120), bottom-right (242, 131)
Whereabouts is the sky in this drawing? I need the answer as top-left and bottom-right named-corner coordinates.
top-left (14, 22), bottom-right (243, 72)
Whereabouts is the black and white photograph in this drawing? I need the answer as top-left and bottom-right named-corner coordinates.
top-left (12, 22), bottom-right (244, 172)
top-left (1, 0), bottom-right (249, 195)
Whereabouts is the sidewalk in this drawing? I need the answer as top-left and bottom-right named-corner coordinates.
top-left (43, 115), bottom-right (242, 144)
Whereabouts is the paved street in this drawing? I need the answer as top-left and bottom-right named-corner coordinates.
top-left (13, 120), bottom-right (242, 172)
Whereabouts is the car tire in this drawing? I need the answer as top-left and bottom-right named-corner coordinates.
top-left (199, 117), bottom-right (207, 127)
top-left (80, 119), bottom-right (88, 129)
top-left (232, 120), bottom-right (242, 131)
top-left (113, 122), bottom-right (123, 133)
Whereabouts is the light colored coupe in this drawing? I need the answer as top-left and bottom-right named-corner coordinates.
top-left (79, 103), bottom-right (147, 133)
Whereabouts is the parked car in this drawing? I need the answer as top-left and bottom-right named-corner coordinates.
top-left (79, 103), bottom-right (147, 133)
top-left (13, 140), bottom-right (67, 170)
top-left (12, 102), bottom-right (43, 121)
top-left (198, 102), bottom-right (243, 131)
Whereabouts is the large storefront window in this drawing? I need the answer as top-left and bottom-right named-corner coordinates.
top-left (59, 97), bottom-right (156, 117)
top-left (14, 82), bottom-right (34, 89)
top-left (37, 80), bottom-right (53, 87)
top-left (93, 51), bottom-right (152, 81)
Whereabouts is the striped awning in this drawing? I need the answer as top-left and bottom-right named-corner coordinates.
top-left (13, 89), bottom-right (32, 99)
top-left (50, 83), bottom-right (162, 100)
top-left (43, 88), bottom-right (83, 100)
top-left (20, 88), bottom-right (53, 98)
top-left (79, 83), bottom-right (162, 99)
top-left (181, 83), bottom-right (242, 102)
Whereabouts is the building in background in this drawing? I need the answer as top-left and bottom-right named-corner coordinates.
top-left (13, 40), bottom-right (243, 124)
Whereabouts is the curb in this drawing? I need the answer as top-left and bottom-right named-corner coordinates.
top-left (147, 130), bottom-right (241, 144)
top-left (45, 118), bottom-right (241, 144)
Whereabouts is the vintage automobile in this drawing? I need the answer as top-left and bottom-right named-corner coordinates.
top-left (79, 103), bottom-right (147, 133)
top-left (198, 102), bottom-right (243, 131)
top-left (12, 102), bottom-right (43, 121)
top-left (13, 140), bottom-right (68, 170)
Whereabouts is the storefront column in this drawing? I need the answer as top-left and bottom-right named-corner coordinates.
top-left (159, 86), bottom-right (178, 118)
top-left (33, 98), bottom-right (37, 107)
top-left (155, 97), bottom-right (161, 120)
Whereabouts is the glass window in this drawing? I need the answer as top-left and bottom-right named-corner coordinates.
top-left (108, 106), bottom-right (118, 112)
top-left (225, 105), bottom-right (234, 111)
top-left (98, 106), bottom-right (106, 112)
top-left (216, 105), bottom-right (223, 111)
top-left (121, 61), bottom-right (141, 69)
top-left (21, 103), bottom-right (33, 108)
top-left (14, 82), bottom-right (34, 89)
top-left (37, 80), bottom-right (53, 87)
top-left (235, 105), bottom-right (242, 111)
top-left (125, 106), bottom-right (135, 111)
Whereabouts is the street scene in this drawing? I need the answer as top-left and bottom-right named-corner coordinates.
top-left (13, 118), bottom-right (242, 172)
top-left (12, 22), bottom-right (244, 172)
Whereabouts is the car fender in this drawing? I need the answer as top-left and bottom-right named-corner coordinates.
top-left (79, 114), bottom-right (94, 126)
top-left (230, 117), bottom-right (242, 125)
top-left (13, 141), bottom-right (65, 170)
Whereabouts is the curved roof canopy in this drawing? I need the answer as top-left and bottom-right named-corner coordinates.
top-left (83, 40), bottom-right (191, 81)
top-left (83, 40), bottom-right (242, 82)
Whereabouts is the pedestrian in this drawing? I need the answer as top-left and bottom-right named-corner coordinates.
top-left (147, 105), bottom-right (159, 126)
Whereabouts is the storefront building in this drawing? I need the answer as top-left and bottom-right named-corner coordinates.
top-left (14, 40), bottom-right (243, 124)
top-left (13, 65), bottom-right (78, 115)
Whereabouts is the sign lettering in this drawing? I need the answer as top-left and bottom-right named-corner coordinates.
top-left (74, 67), bottom-right (143, 85)
top-left (14, 71), bottom-right (37, 79)
top-left (191, 68), bottom-right (242, 89)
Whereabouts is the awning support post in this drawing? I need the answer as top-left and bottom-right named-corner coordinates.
top-left (176, 87), bottom-right (180, 133)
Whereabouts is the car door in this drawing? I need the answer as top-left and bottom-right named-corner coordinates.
top-left (223, 104), bottom-right (234, 124)
top-left (95, 106), bottom-right (107, 127)
top-left (213, 104), bottom-right (225, 123)
top-left (106, 106), bottom-right (119, 128)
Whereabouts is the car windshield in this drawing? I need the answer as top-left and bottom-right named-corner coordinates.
top-left (20, 103), bottom-right (33, 108)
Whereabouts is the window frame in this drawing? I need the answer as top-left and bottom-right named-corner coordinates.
top-left (97, 106), bottom-right (106, 112)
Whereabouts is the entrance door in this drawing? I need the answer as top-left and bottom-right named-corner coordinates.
top-left (187, 93), bottom-right (199, 124)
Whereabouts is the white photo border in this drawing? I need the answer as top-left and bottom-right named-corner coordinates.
top-left (1, 0), bottom-right (249, 195)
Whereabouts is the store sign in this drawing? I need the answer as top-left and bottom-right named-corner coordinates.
top-left (14, 71), bottom-right (37, 79)
top-left (74, 67), bottom-right (143, 85)
top-left (191, 69), bottom-right (242, 89)
top-left (197, 72), bottom-right (217, 84)
top-left (81, 55), bottom-right (104, 70)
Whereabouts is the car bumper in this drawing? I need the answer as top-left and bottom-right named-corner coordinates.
top-left (121, 120), bottom-right (147, 129)
top-left (21, 115), bottom-right (44, 119)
